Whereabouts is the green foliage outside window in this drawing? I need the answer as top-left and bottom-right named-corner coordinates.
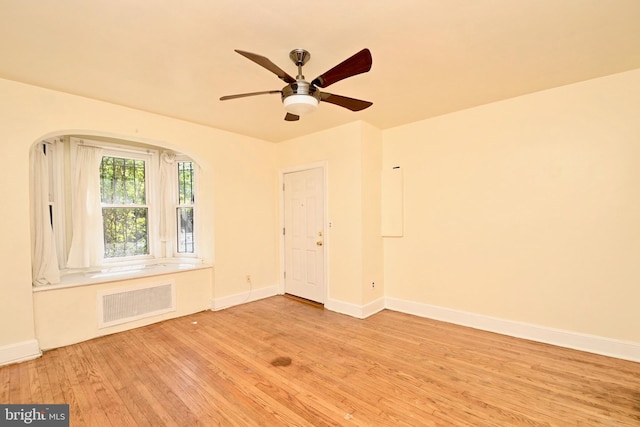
top-left (100, 157), bottom-right (145, 204)
top-left (177, 161), bottom-right (195, 253)
top-left (100, 156), bottom-right (148, 258)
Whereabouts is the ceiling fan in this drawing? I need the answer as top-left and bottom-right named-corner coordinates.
top-left (220, 48), bottom-right (373, 121)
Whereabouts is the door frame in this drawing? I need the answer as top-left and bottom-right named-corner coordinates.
top-left (278, 161), bottom-right (328, 302)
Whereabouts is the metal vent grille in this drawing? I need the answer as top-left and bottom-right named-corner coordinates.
top-left (98, 281), bottom-right (176, 328)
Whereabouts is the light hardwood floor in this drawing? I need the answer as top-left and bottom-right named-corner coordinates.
top-left (1, 296), bottom-right (639, 426)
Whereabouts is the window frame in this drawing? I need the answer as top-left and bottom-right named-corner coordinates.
top-left (173, 156), bottom-right (199, 258)
top-left (99, 147), bottom-right (158, 263)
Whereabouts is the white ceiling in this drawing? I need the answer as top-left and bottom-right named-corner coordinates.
top-left (1, 0), bottom-right (640, 142)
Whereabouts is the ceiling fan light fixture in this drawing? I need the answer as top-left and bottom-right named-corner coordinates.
top-left (283, 94), bottom-right (319, 116)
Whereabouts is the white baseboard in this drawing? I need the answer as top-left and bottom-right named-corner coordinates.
top-left (325, 298), bottom-right (365, 318)
top-left (385, 297), bottom-right (640, 363)
top-left (211, 285), bottom-right (279, 311)
top-left (0, 339), bottom-right (41, 366)
top-left (363, 297), bottom-right (386, 318)
top-left (325, 297), bottom-right (385, 319)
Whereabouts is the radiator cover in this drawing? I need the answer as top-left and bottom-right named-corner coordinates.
top-left (97, 281), bottom-right (176, 329)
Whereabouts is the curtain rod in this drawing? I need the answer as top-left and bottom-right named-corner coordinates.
top-left (73, 137), bottom-right (155, 155)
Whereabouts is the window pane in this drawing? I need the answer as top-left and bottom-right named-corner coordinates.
top-left (102, 207), bottom-right (149, 258)
top-left (100, 156), bottom-right (145, 205)
top-left (100, 156), bottom-right (114, 203)
top-left (100, 154), bottom-right (149, 259)
top-left (178, 161), bottom-right (194, 205)
top-left (177, 207), bottom-right (194, 253)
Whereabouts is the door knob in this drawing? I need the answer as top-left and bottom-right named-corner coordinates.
top-left (316, 241), bottom-right (323, 246)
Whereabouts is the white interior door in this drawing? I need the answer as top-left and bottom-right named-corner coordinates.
top-left (283, 167), bottom-right (325, 303)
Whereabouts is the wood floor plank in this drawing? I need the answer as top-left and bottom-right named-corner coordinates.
top-left (1, 295), bottom-right (639, 426)
top-left (61, 345), bottom-right (114, 426)
top-left (7, 362), bottom-right (22, 404)
top-left (169, 319), bottom-right (340, 425)
top-left (200, 305), bottom-right (396, 424)
top-left (114, 330), bottom-right (210, 426)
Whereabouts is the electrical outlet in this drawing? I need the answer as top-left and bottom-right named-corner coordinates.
top-left (371, 281), bottom-right (375, 288)
top-left (246, 275), bottom-right (251, 283)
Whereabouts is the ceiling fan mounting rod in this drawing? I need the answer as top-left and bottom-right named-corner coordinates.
top-left (290, 48), bottom-right (310, 80)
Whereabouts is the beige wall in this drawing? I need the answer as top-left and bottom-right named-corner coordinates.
top-left (0, 78), bottom-right (278, 351)
top-left (383, 69), bottom-right (640, 343)
top-left (277, 122), bottom-right (364, 305)
top-left (276, 121), bottom-right (384, 307)
top-left (34, 268), bottom-right (213, 349)
top-left (360, 122), bottom-right (384, 305)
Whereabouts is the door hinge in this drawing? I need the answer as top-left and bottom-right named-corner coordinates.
top-left (283, 227), bottom-right (285, 236)
top-left (282, 183), bottom-right (285, 191)
top-left (284, 271), bottom-right (286, 279)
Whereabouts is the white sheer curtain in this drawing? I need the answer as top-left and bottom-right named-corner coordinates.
top-left (66, 145), bottom-right (105, 268)
top-left (30, 143), bottom-right (60, 286)
top-left (159, 151), bottom-right (177, 257)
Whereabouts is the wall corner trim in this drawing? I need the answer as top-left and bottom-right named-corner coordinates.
top-left (384, 297), bottom-right (640, 363)
top-left (0, 339), bottom-right (42, 367)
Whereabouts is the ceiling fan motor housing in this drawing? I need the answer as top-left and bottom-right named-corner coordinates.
top-left (282, 81), bottom-right (320, 100)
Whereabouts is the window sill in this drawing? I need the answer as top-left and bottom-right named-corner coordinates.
top-left (32, 261), bottom-right (212, 292)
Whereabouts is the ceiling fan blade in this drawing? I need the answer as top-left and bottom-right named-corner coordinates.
top-left (220, 90), bottom-right (281, 101)
top-left (312, 49), bottom-right (372, 88)
top-left (235, 50), bottom-right (296, 84)
top-left (319, 92), bottom-right (373, 111)
top-left (284, 113), bottom-right (300, 121)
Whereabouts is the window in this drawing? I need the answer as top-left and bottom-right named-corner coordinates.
top-left (100, 155), bottom-right (149, 258)
top-left (177, 161), bottom-right (195, 254)
top-left (30, 136), bottom-right (201, 285)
